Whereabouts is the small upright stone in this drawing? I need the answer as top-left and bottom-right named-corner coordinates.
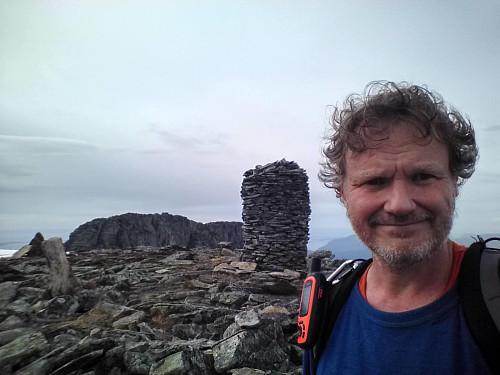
top-left (42, 237), bottom-right (79, 297)
top-left (28, 232), bottom-right (44, 257)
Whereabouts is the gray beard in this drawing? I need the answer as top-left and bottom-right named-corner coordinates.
top-left (350, 208), bottom-right (454, 273)
top-left (370, 235), bottom-right (445, 273)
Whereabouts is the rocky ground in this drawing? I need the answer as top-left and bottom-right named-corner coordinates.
top-left (0, 240), bottom-right (339, 375)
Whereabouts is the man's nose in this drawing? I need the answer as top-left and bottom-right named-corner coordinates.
top-left (384, 180), bottom-right (416, 215)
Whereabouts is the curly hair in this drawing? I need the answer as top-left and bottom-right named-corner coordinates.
top-left (319, 81), bottom-right (478, 197)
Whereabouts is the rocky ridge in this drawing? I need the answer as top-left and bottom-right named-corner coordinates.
top-left (0, 236), bottom-right (342, 375)
top-left (65, 213), bottom-right (243, 252)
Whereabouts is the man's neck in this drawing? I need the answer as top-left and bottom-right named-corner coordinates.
top-left (365, 240), bottom-right (454, 312)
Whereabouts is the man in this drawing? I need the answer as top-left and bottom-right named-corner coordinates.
top-left (305, 81), bottom-right (492, 374)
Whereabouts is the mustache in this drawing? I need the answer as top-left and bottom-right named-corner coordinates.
top-left (368, 213), bottom-right (433, 226)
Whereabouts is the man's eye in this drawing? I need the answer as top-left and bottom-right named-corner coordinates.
top-left (412, 173), bottom-right (435, 182)
top-left (365, 178), bottom-right (387, 186)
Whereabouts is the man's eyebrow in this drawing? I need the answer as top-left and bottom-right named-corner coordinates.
top-left (348, 169), bottom-right (387, 183)
top-left (356, 171), bottom-right (384, 179)
top-left (348, 163), bottom-right (448, 182)
top-left (408, 163), bottom-right (447, 175)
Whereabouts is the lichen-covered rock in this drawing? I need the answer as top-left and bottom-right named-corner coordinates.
top-left (0, 281), bottom-right (18, 306)
top-left (213, 321), bottom-right (289, 373)
top-left (123, 351), bottom-right (154, 374)
top-left (0, 330), bottom-right (49, 371)
top-left (150, 348), bottom-right (215, 375)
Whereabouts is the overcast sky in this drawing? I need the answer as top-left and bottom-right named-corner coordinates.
top-left (1, 0), bottom-right (499, 250)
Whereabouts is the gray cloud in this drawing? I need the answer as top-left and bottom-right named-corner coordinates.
top-left (0, 135), bottom-right (100, 154)
top-left (145, 125), bottom-right (232, 156)
top-left (484, 125), bottom-right (500, 132)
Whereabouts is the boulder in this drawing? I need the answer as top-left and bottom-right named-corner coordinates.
top-left (28, 232), bottom-right (45, 257)
top-left (0, 330), bottom-right (49, 371)
top-left (11, 245), bottom-right (32, 259)
top-left (11, 232), bottom-right (45, 259)
top-left (150, 348), bottom-right (214, 375)
top-left (213, 320), bottom-right (289, 373)
top-left (0, 281), bottom-right (18, 306)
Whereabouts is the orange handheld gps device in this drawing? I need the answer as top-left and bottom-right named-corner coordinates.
top-left (297, 258), bottom-right (326, 348)
top-left (297, 258), bottom-right (367, 349)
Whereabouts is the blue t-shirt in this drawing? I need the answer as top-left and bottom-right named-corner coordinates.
top-left (308, 283), bottom-right (492, 375)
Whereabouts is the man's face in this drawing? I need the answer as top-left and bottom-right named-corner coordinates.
top-left (340, 124), bottom-right (457, 271)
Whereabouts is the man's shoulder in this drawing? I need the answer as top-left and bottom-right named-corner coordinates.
top-left (452, 240), bottom-right (468, 253)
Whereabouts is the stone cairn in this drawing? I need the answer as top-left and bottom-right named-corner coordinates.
top-left (241, 159), bottom-right (310, 271)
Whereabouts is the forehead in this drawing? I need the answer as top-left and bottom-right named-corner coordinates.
top-left (345, 124), bottom-right (450, 172)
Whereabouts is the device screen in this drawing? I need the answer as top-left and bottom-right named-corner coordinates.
top-left (299, 280), bottom-right (313, 317)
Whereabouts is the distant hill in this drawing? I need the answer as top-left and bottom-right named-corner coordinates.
top-left (65, 212), bottom-right (243, 251)
top-left (316, 233), bottom-right (500, 260)
top-left (315, 234), bottom-right (371, 260)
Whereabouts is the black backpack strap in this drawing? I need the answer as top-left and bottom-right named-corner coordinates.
top-left (458, 237), bottom-right (500, 374)
top-left (479, 237), bottom-right (500, 332)
top-left (313, 259), bottom-right (372, 366)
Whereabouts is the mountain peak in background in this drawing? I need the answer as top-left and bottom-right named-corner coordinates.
top-left (315, 234), bottom-right (371, 260)
top-left (65, 212), bottom-right (243, 252)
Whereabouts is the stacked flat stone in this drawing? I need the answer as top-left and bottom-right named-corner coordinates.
top-left (241, 159), bottom-right (310, 271)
